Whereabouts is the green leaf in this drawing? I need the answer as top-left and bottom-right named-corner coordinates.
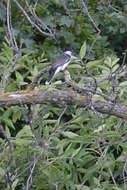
top-left (112, 58), bottom-right (120, 66)
top-left (31, 66), bottom-right (38, 76)
top-left (112, 64), bottom-right (119, 73)
top-left (4, 119), bottom-right (15, 129)
top-left (12, 109), bottom-right (22, 123)
top-left (0, 55), bottom-right (8, 62)
top-left (13, 138), bottom-right (32, 146)
top-left (15, 71), bottom-right (24, 81)
top-left (60, 16), bottom-right (74, 27)
top-left (61, 131), bottom-right (79, 138)
top-left (16, 125), bottom-right (33, 137)
top-left (5, 126), bottom-right (11, 137)
top-left (72, 146), bottom-right (81, 157)
top-left (68, 64), bottom-right (83, 69)
top-left (76, 185), bottom-right (90, 190)
top-left (56, 139), bottom-right (69, 155)
top-left (119, 81), bottom-right (127, 86)
top-left (64, 143), bottom-right (74, 157)
top-left (86, 59), bottom-right (103, 68)
top-left (0, 167), bottom-right (5, 176)
top-left (80, 41), bottom-right (86, 60)
top-left (12, 178), bottom-right (19, 190)
top-left (43, 119), bottom-right (57, 124)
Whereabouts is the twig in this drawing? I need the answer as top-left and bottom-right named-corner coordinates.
top-left (25, 155), bottom-right (40, 190)
top-left (80, 0), bottom-right (100, 33)
top-left (64, 70), bottom-right (114, 102)
top-left (28, 104), bottom-right (43, 146)
top-left (0, 125), bottom-right (14, 190)
top-left (7, 0), bottom-right (14, 49)
top-left (29, 65), bottom-right (51, 89)
top-left (1, 0), bottom-right (21, 93)
top-left (1, 50), bottom-right (21, 93)
top-left (25, 0), bottom-right (55, 38)
top-left (108, 167), bottom-right (118, 188)
top-left (80, 0), bottom-right (101, 93)
top-left (13, 0), bottom-right (54, 38)
top-left (63, 107), bottom-right (88, 131)
top-left (98, 144), bottom-right (118, 188)
top-left (7, 0), bottom-right (18, 51)
top-left (60, 0), bottom-right (71, 16)
top-left (47, 105), bottom-right (68, 144)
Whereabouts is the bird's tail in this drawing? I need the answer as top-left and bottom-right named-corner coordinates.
top-left (45, 70), bottom-right (56, 85)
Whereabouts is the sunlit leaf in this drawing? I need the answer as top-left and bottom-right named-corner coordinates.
top-left (80, 41), bottom-right (86, 59)
top-left (119, 81), bottom-right (127, 86)
top-left (68, 64), bottom-right (83, 69)
top-left (0, 167), bottom-right (5, 176)
top-left (87, 59), bottom-right (103, 68)
top-left (61, 131), bottom-right (79, 138)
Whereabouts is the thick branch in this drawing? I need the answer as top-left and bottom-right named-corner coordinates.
top-left (0, 89), bottom-right (127, 119)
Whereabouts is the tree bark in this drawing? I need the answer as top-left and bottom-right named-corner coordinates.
top-left (0, 89), bottom-right (127, 119)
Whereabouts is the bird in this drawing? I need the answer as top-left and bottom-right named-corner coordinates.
top-left (45, 48), bottom-right (72, 85)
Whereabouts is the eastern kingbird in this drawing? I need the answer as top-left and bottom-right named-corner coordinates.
top-left (45, 48), bottom-right (72, 85)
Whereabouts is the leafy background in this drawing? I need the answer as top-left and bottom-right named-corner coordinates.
top-left (0, 0), bottom-right (127, 189)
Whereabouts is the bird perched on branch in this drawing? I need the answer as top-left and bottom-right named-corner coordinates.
top-left (45, 48), bottom-right (72, 85)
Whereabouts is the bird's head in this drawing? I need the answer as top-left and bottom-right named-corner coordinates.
top-left (64, 48), bottom-right (72, 56)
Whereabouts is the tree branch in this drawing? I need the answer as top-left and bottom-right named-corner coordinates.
top-left (2, 0), bottom-right (21, 93)
top-left (13, 0), bottom-right (54, 38)
top-left (0, 125), bottom-right (14, 189)
top-left (0, 89), bottom-right (127, 119)
top-left (80, 0), bottom-right (100, 33)
top-left (29, 65), bottom-right (51, 89)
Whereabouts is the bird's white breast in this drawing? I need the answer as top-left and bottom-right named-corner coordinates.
top-left (61, 62), bottom-right (70, 71)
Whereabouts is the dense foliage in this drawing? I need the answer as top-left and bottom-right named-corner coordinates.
top-left (0, 0), bottom-right (127, 189)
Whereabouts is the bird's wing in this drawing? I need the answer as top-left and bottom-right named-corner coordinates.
top-left (51, 53), bottom-right (71, 70)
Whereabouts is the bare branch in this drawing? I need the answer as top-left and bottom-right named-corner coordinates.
top-left (60, 0), bottom-right (71, 16)
top-left (13, 0), bottom-right (54, 38)
top-left (80, 0), bottom-right (100, 33)
top-left (64, 70), bottom-right (114, 102)
top-left (79, 0), bottom-right (101, 92)
top-left (7, 0), bottom-right (15, 49)
top-left (7, 0), bottom-right (18, 51)
top-left (25, 155), bottom-right (40, 190)
top-left (25, 0), bottom-right (55, 37)
top-left (1, 0), bottom-right (21, 93)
